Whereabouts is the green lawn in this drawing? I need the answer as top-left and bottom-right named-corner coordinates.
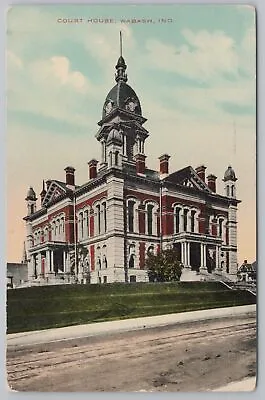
top-left (6, 282), bottom-right (256, 334)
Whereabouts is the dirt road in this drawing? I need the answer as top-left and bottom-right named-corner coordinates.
top-left (7, 315), bottom-right (256, 392)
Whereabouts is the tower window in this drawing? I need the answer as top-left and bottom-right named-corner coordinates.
top-left (231, 185), bottom-right (235, 197)
top-left (226, 185), bottom-right (230, 197)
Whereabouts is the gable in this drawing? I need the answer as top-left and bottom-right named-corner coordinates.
top-left (165, 166), bottom-right (212, 193)
top-left (42, 181), bottom-right (67, 206)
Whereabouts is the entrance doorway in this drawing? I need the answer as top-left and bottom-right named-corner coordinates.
top-left (190, 243), bottom-right (200, 272)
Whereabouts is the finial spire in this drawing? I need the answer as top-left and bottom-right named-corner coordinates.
top-left (115, 31), bottom-right (127, 83)
top-left (120, 31), bottom-right (122, 57)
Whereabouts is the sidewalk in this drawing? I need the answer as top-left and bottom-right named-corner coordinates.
top-left (7, 304), bottom-right (256, 348)
top-left (213, 377), bottom-right (256, 392)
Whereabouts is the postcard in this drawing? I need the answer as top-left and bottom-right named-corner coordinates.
top-left (6, 4), bottom-right (256, 392)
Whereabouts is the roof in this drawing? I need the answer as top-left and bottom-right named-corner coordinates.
top-left (102, 80), bottom-right (142, 119)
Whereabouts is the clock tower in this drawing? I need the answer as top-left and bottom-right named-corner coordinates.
top-left (96, 32), bottom-right (149, 170)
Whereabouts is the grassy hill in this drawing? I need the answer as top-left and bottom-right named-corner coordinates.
top-left (6, 282), bottom-right (256, 334)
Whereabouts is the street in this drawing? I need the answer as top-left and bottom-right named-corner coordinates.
top-left (7, 314), bottom-right (256, 392)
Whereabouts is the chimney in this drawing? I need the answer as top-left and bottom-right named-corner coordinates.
top-left (88, 159), bottom-right (98, 179)
top-left (64, 166), bottom-right (75, 188)
top-left (159, 154), bottom-right (170, 175)
top-left (135, 154), bottom-right (146, 175)
top-left (207, 174), bottom-right (217, 193)
top-left (195, 165), bottom-right (206, 182)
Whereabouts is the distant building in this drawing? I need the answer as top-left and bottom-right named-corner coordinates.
top-left (237, 260), bottom-right (256, 283)
top-left (22, 38), bottom-right (241, 285)
top-left (7, 263), bottom-right (28, 288)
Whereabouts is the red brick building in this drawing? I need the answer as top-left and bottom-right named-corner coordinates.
top-left (23, 48), bottom-right (240, 284)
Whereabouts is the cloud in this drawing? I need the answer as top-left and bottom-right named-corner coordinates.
top-left (7, 52), bottom-right (101, 129)
top-left (144, 27), bottom-right (255, 83)
top-left (29, 56), bottom-right (89, 93)
top-left (6, 50), bottom-right (23, 69)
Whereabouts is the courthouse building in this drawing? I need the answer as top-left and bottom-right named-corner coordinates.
top-left (23, 44), bottom-right (240, 284)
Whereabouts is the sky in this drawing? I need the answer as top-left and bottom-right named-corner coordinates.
top-left (6, 4), bottom-right (256, 264)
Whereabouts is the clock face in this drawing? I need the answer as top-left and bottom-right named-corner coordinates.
top-left (105, 101), bottom-right (113, 114)
top-left (126, 100), bottom-right (137, 112)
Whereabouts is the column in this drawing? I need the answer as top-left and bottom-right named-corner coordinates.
top-left (46, 250), bottom-right (50, 274)
top-left (187, 242), bottom-right (190, 267)
top-left (183, 242), bottom-right (187, 266)
top-left (37, 253), bottom-right (42, 277)
top-left (187, 211), bottom-right (191, 232)
top-left (63, 251), bottom-right (66, 272)
top-left (203, 245), bottom-right (207, 268)
top-left (200, 243), bottom-right (207, 270)
top-left (51, 251), bottom-right (54, 272)
top-left (124, 135), bottom-right (127, 156)
top-left (215, 245), bottom-right (220, 270)
top-left (101, 141), bottom-right (104, 163)
top-left (181, 242), bottom-right (185, 264)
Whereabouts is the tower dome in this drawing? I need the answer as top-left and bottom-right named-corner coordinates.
top-left (25, 186), bottom-right (37, 201)
top-left (102, 32), bottom-right (142, 119)
top-left (223, 166), bottom-right (237, 182)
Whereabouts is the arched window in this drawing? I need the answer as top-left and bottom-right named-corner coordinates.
top-left (102, 245), bottom-right (107, 268)
top-left (80, 212), bottom-right (84, 239)
top-left (102, 202), bottom-right (107, 233)
top-left (190, 210), bottom-right (196, 233)
top-left (128, 200), bottom-right (135, 233)
top-left (183, 209), bottom-right (189, 232)
top-left (128, 244), bottom-right (136, 268)
top-left (147, 245), bottom-right (154, 256)
top-left (219, 218), bottom-right (223, 238)
top-left (96, 246), bottom-right (101, 270)
top-left (114, 151), bottom-right (119, 166)
top-left (30, 204), bottom-right (34, 214)
top-left (174, 207), bottom-right (181, 233)
top-left (147, 204), bottom-right (154, 235)
top-left (84, 210), bottom-right (89, 238)
top-left (129, 254), bottom-right (135, 268)
top-left (96, 205), bottom-right (101, 234)
top-left (231, 185), bottom-right (235, 197)
top-left (226, 185), bottom-right (230, 197)
top-left (109, 151), bottom-right (112, 167)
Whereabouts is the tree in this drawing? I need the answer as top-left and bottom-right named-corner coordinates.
top-left (146, 248), bottom-right (183, 282)
top-left (70, 243), bottom-right (90, 283)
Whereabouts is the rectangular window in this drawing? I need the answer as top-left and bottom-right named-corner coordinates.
top-left (130, 275), bottom-right (136, 283)
top-left (103, 276), bottom-right (107, 283)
